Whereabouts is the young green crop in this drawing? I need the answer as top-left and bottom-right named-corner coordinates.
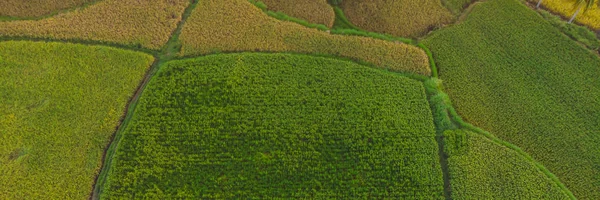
top-left (424, 0), bottom-right (600, 198)
top-left (444, 130), bottom-right (570, 199)
top-left (178, 0), bottom-right (431, 76)
top-left (0, 41), bottom-right (153, 199)
top-left (101, 53), bottom-right (444, 199)
top-left (0, 0), bottom-right (95, 18)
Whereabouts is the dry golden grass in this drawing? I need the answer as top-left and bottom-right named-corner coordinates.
top-left (529, 0), bottom-right (600, 30)
top-left (260, 0), bottom-right (335, 27)
top-left (340, 0), bottom-right (455, 37)
top-left (0, 0), bottom-right (94, 18)
top-left (179, 0), bottom-right (431, 76)
top-left (0, 0), bottom-right (189, 50)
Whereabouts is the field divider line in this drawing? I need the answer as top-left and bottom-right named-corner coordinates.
top-left (426, 79), bottom-right (577, 199)
top-left (89, 0), bottom-right (200, 199)
top-left (247, 0), bottom-right (439, 76)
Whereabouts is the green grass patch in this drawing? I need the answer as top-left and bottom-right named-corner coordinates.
top-left (0, 41), bottom-right (153, 199)
top-left (423, 0), bottom-right (600, 198)
top-left (444, 129), bottom-right (571, 199)
top-left (101, 53), bottom-right (444, 199)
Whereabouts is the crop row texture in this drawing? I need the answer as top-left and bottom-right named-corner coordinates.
top-left (0, 0), bottom-right (189, 50)
top-left (257, 0), bottom-right (335, 27)
top-left (423, 0), bottom-right (600, 198)
top-left (178, 0), bottom-right (431, 76)
top-left (0, 0), bottom-right (94, 18)
top-left (101, 53), bottom-right (444, 199)
top-left (444, 129), bottom-right (570, 199)
top-left (528, 0), bottom-right (600, 30)
top-left (339, 0), bottom-right (454, 37)
top-left (0, 41), bottom-right (153, 199)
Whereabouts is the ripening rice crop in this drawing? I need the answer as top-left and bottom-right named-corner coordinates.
top-left (528, 0), bottom-right (600, 30)
top-left (101, 53), bottom-right (444, 199)
top-left (258, 0), bottom-right (335, 27)
top-left (0, 0), bottom-right (95, 18)
top-left (178, 0), bottom-right (431, 76)
top-left (444, 130), bottom-right (571, 199)
top-left (0, 41), bottom-right (153, 199)
top-left (339, 0), bottom-right (454, 37)
top-left (424, 0), bottom-right (600, 198)
top-left (0, 0), bottom-right (189, 50)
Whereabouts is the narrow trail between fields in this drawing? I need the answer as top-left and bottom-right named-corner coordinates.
top-left (88, 0), bottom-right (199, 199)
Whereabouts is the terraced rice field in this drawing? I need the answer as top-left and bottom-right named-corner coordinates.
top-left (339, 0), bottom-right (454, 37)
top-left (178, 0), bottom-right (431, 75)
top-left (0, 41), bottom-right (153, 199)
top-left (0, 0), bottom-right (189, 49)
top-left (259, 0), bottom-right (335, 27)
top-left (424, 0), bottom-right (600, 198)
top-left (1, 0), bottom-right (599, 199)
top-left (0, 0), bottom-right (95, 18)
top-left (100, 53), bottom-right (444, 199)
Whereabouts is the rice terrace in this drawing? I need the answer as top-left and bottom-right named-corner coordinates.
top-left (1, 0), bottom-right (599, 199)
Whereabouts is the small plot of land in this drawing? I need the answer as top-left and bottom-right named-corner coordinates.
top-left (0, 41), bottom-right (153, 199)
top-left (444, 0), bottom-right (476, 14)
top-left (0, 0), bottom-right (94, 18)
top-left (444, 130), bottom-right (570, 199)
top-left (339, 0), bottom-right (454, 37)
top-left (424, 0), bottom-right (600, 198)
top-left (101, 53), bottom-right (444, 199)
top-left (0, 0), bottom-right (189, 50)
top-left (178, 0), bottom-right (431, 76)
top-left (259, 0), bottom-right (335, 27)
top-left (529, 0), bottom-right (600, 30)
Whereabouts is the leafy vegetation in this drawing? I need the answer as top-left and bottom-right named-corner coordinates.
top-left (0, 41), bottom-right (153, 199)
top-left (539, 9), bottom-right (600, 51)
top-left (529, 0), bottom-right (600, 29)
top-left (102, 53), bottom-right (444, 199)
top-left (339, 0), bottom-right (454, 37)
top-left (254, 0), bottom-right (335, 27)
top-left (424, 0), bottom-right (600, 198)
top-left (444, 130), bottom-right (571, 199)
top-left (0, 0), bottom-right (189, 50)
top-left (179, 0), bottom-right (431, 75)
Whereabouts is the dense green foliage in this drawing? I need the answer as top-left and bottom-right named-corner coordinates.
top-left (0, 41), bottom-right (153, 199)
top-left (444, 130), bottom-right (571, 199)
top-left (538, 9), bottom-right (600, 51)
top-left (102, 53), bottom-right (444, 199)
top-left (424, 0), bottom-right (600, 198)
